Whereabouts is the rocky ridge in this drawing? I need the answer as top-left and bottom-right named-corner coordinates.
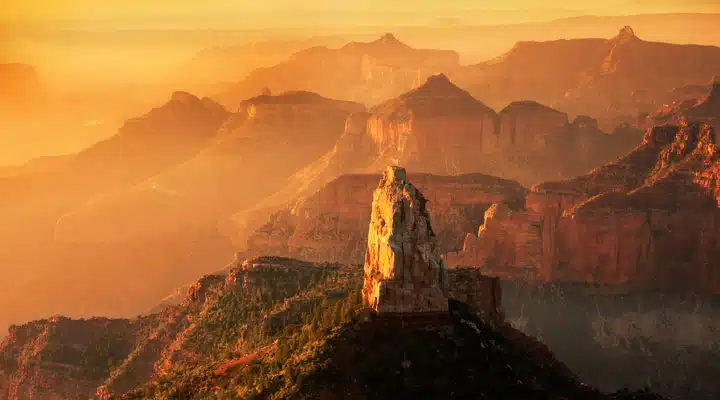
top-left (0, 257), bottom-right (360, 400)
top-left (651, 76), bottom-right (720, 132)
top-left (445, 122), bottom-right (720, 293)
top-left (216, 33), bottom-right (460, 108)
top-left (454, 26), bottom-right (720, 130)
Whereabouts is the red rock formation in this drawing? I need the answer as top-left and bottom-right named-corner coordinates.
top-left (364, 73), bottom-right (498, 173)
top-left (494, 101), bottom-right (569, 152)
top-left (0, 317), bottom-right (141, 400)
top-left (445, 122), bottom-right (720, 294)
top-left (651, 77), bottom-right (720, 133)
top-left (230, 75), bottom-right (641, 251)
top-left (362, 166), bottom-right (449, 313)
top-left (454, 26), bottom-right (720, 130)
top-left (245, 172), bottom-right (527, 264)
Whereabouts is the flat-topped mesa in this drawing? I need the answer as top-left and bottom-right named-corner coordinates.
top-left (362, 166), bottom-right (449, 313)
top-left (365, 74), bottom-right (497, 174)
top-left (495, 100), bottom-right (569, 151)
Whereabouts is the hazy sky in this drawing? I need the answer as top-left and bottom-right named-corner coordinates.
top-left (5, 0), bottom-right (720, 29)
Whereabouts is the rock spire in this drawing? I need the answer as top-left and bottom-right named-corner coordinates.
top-left (362, 166), bottom-right (449, 313)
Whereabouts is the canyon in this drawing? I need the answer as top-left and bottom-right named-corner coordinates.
top-left (0, 89), bottom-right (366, 342)
top-left (0, 170), bottom-right (505, 399)
top-left (209, 28), bottom-right (720, 132)
top-left (2, 166), bottom-right (712, 399)
top-left (231, 73), bottom-right (642, 249)
top-left (242, 121), bottom-right (720, 295)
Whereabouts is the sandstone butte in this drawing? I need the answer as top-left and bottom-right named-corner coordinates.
top-left (230, 73), bottom-right (640, 250)
top-left (444, 121), bottom-right (720, 294)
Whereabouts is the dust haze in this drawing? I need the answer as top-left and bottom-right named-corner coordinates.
top-left (2, 2), bottom-right (720, 399)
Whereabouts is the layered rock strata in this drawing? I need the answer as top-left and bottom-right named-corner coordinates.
top-left (245, 172), bottom-right (527, 264)
top-left (445, 122), bottom-right (720, 294)
top-left (230, 74), bottom-right (641, 252)
top-left (362, 166), bottom-right (450, 313)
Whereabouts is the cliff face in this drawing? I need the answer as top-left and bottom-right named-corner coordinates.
top-left (445, 122), bottom-right (720, 293)
top-left (501, 282), bottom-right (720, 400)
top-left (0, 317), bottom-right (140, 400)
top-left (245, 172), bottom-right (527, 264)
top-left (361, 167), bottom-right (449, 313)
top-left (494, 101), bottom-right (569, 152)
top-left (651, 77), bottom-right (720, 133)
top-left (230, 75), bottom-right (641, 250)
top-left (364, 74), bottom-right (498, 174)
top-left (454, 26), bottom-right (720, 130)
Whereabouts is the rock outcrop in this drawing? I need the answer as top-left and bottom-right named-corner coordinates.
top-left (651, 76), bottom-right (720, 132)
top-left (244, 172), bottom-right (526, 264)
top-left (494, 101), bottom-right (569, 152)
top-left (445, 122), bottom-right (720, 294)
top-left (364, 74), bottom-right (498, 174)
top-left (362, 166), bottom-right (449, 313)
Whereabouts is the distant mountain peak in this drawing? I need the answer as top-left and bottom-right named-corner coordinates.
top-left (416, 73), bottom-right (459, 93)
top-left (374, 33), bottom-right (404, 46)
top-left (711, 75), bottom-right (720, 90)
top-left (170, 91), bottom-right (200, 103)
top-left (704, 75), bottom-right (720, 104)
top-left (614, 25), bottom-right (639, 43)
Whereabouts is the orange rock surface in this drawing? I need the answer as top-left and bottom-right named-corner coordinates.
top-left (232, 74), bottom-right (641, 251)
top-left (245, 172), bottom-right (527, 264)
top-left (445, 122), bottom-right (720, 293)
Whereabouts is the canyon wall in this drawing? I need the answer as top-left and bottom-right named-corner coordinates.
top-left (230, 74), bottom-right (642, 253)
top-left (501, 282), bottom-right (720, 400)
top-left (494, 101), bottom-right (569, 152)
top-left (246, 172), bottom-right (527, 264)
top-left (445, 122), bottom-right (720, 294)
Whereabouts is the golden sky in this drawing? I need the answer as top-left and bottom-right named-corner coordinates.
top-left (5, 0), bottom-right (720, 29)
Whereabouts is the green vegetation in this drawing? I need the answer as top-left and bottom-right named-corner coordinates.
top-left (123, 262), bottom-right (364, 399)
top-left (121, 285), bottom-right (365, 400)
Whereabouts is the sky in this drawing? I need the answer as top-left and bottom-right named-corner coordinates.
top-left (4, 0), bottom-right (720, 30)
